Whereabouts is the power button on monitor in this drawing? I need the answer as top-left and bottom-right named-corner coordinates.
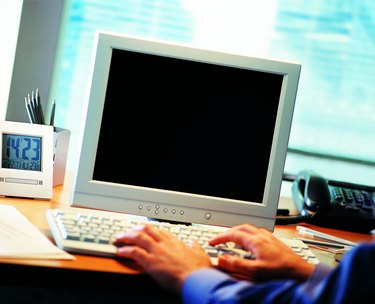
top-left (205, 212), bottom-right (212, 220)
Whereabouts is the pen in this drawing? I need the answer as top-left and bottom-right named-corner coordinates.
top-left (293, 237), bottom-right (351, 249)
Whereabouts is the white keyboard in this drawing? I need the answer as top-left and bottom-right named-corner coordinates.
top-left (46, 208), bottom-right (320, 265)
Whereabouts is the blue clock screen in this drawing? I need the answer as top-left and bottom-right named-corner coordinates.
top-left (2, 133), bottom-right (42, 171)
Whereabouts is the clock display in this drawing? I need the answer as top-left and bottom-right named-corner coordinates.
top-left (2, 133), bottom-right (42, 171)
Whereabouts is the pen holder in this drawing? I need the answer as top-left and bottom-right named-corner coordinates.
top-left (53, 127), bottom-right (70, 186)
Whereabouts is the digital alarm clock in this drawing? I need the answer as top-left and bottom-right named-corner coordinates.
top-left (0, 121), bottom-right (54, 199)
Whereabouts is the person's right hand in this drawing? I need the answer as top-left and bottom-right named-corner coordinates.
top-left (209, 224), bottom-right (315, 282)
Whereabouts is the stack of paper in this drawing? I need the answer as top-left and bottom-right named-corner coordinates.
top-left (0, 204), bottom-right (74, 260)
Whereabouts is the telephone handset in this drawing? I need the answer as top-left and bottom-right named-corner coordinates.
top-left (277, 170), bottom-right (375, 233)
top-left (292, 170), bottom-right (331, 215)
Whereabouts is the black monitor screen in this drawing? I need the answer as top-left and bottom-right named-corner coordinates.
top-left (93, 48), bottom-right (283, 203)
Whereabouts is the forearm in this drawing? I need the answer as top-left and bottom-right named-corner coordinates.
top-left (182, 243), bottom-right (375, 304)
top-left (182, 265), bottom-right (333, 304)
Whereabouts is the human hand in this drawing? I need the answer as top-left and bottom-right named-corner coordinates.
top-left (209, 224), bottom-right (315, 282)
top-left (114, 224), bottom-right (212, 294)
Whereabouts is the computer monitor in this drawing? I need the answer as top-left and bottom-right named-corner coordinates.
top-left (71, 31), bottom-right (300, 231)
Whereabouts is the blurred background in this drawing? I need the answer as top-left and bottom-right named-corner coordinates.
top-left (2, 0), bottom-right (374, 185)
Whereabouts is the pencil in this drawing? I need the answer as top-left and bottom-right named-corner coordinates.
top-left (30, 92), bottom-right (39, 123)
top-left (36, 88), bottom-right (45, 125)
top-left (25, 97), bottom-right (34, 123)
top-left (50, 99), bottom-right (56, 126)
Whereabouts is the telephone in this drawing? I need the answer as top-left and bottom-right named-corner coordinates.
top-left (277, 170), bottom-right (375, 233)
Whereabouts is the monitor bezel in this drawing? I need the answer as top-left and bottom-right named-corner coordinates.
top-left (71, 31), bottom-right (300, 230)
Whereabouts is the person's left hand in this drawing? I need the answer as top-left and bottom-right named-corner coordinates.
top-left (209, 224), bottom-right (315, 282)
top-left (114, 224), bottom-right (212, 294)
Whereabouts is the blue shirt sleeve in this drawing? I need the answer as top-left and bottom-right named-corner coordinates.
top-left (182, 243), bottom-right (375, 304)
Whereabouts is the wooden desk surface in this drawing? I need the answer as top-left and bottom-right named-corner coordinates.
top-left (0, 177), bottom-right (373, 273)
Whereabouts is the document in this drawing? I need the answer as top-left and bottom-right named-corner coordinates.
top-left (0, 204), bottom-right (74, 260)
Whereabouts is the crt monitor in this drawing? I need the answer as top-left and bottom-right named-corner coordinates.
top-left (71, 31), bottom-right (301, 231)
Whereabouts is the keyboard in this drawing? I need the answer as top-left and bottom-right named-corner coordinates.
top-left (46, 208), bottom-right (320, 265)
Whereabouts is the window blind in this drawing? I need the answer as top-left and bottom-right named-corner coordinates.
top-left (52, 0), bottom-right (375, 173)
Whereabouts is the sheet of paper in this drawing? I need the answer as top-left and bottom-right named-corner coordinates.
top-left (0, 204), bottom-right (74, 260)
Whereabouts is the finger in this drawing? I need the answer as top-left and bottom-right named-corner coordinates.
top-left (116, 223), bottom-right (164, 242)
top-left (230, 224), bottom-right (260, 234)
top-left (209, 230), bottom-right (258, 249)
top-left (230, 224), bottom-right (273, 240)
top-left (217, 254), bottom-right (258, 276)
top-left (116, 245), bottom-right (150, 265)
top-left (138, 224), bottom-right (166, 241)
top-left (187, 239), bottom-right (206, 252)
top-left (139, 224), bottom-right (186, 245)
top-left (209, 224), bottom-right (262, 245)
top-left (113, 228), bottom-right (158, 251)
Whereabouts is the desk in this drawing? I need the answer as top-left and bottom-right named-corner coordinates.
top-left (0, 179), bottom-right (373, 303)
top-left (0, 180), bottom-right (180, 303)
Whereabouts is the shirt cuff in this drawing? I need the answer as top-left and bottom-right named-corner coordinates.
top-left (308, 262), bottom-right (333, 284)
top-left (182, 268), bottom-right (235, 303)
